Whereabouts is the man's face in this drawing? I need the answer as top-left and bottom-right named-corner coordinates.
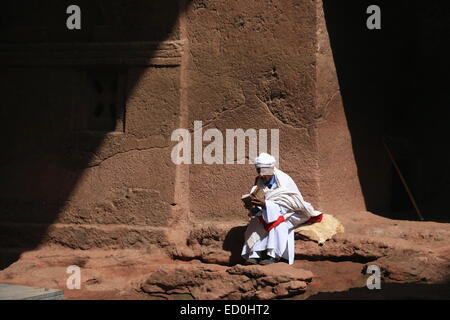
top-left (256, 168), bottom-right (273, 184)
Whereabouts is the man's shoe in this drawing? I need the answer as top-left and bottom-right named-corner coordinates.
top-left (246, 258), bottom-right (260, 265)
top-left (259, 256), bottom-right (278, 265)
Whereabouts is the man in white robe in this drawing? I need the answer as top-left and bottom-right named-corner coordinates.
top-left (241, 153), bottom-right (323, 265)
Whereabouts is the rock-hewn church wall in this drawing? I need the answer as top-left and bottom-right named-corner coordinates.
top-left (0, 0), bottom-right (363, 253)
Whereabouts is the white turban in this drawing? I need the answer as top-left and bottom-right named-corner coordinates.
top-left (254, 153), bottom-right (276, 170)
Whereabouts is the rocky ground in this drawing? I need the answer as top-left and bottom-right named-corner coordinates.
top-left (0, 210), bottom-right (449, 300)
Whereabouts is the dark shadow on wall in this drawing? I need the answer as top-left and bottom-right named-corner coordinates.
top-left (0, 0), bottom-right (191, 270)
top-left (223, 225), bottom-right (247, 265)
top-left (323, 0), bottom-right (450, 222)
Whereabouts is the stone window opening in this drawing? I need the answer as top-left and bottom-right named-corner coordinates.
top-left (84, 67), bottom-right (126, 133)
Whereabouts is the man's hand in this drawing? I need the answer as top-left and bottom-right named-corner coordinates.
top-left (251, 196), bottom-right (265, 207)
top-left (244, 202), bottom-right (255, 218)
top-left (243, 202), bottom-right (254, 210)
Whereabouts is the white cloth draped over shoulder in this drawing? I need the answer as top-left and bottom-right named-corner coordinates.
top-left (241, 167), bottom-right (322, 265)
top-left (266, 168), bottom-right (322, 219)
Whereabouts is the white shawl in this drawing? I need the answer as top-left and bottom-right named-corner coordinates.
top-left (259, 167), bottom-right (322, 218)
top-left (245, 168), bottom-right (321, 249)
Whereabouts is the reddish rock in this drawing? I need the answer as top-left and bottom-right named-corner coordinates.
top-left (141, 263), bottom-right (313, 300)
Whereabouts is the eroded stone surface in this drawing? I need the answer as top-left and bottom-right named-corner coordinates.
top-left (167, 212), bottom-right (450, 293)
top-left (141, 263), bottom-right (312, 300)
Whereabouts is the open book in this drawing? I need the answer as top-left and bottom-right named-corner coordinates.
top-left (241, 185), bottom-right (265, 206)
